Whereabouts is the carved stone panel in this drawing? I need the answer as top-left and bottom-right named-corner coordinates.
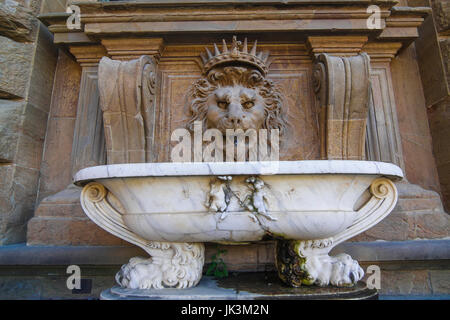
top-left (268, 65), bottom-right (319, 161)
top-left (155, 42), bottom-right (319, 162)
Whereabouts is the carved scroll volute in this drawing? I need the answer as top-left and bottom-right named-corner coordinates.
top-left (313, 53), bottom-right (371, 160)
top-left (98, 55), bottom-right (158, 164)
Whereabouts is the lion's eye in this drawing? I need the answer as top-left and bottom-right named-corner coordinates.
top-left (217, 101), bottom-right (228, 109)
top-left (243, 101), bottom-right (255, 109)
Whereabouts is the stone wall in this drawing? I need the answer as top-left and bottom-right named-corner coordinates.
top-left (426, 0), bottom-right (450, 212)
top-left (0, 0), bottom-right (58, 244)
top-left (410, 0), bottom-right (450, 212)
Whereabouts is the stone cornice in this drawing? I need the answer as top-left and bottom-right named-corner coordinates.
top-left (378, 6), bottom-right (431, 45)
top-left (73, 0), bottom-right (400, 10)
top-left (39, 1), bottom-right (429, 64)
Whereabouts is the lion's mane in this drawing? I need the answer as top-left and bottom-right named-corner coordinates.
top-left (186, 66), bottom-right (287, 135)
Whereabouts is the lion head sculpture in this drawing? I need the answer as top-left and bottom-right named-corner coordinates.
top-left (186, 37), bottom-right (287, 137)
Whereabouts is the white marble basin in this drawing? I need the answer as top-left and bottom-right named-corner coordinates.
top-left (74, 160), bottom-right (402, 243)
top-left (75, 160), bottom-right (402, 289)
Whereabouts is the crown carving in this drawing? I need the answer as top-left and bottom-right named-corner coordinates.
top-left (200, 36), bottom-right (269, 76)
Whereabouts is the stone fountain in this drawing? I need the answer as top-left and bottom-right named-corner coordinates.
top-left (74, 36), bottom-right (402, 298)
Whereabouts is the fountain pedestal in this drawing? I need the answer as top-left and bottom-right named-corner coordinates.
top-left (100, 273), bottom-right (378, 300)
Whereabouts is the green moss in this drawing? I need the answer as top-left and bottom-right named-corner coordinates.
top-left (266, 231), bottom-right (287, 240)
top-left (206, 246), bottom-right (228, 279)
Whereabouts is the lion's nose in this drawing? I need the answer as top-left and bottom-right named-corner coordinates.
top-left (229, 116), bottom-right (241, 126)
top-left (227, 103), bottom-right (244, 126)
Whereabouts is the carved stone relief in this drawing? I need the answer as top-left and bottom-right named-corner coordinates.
top-left (97, 37), bottom-right (320, 163)
top-left (187, 36), bottom-right (287, 135)
top-left (160, 43), bottom-right (319, 162)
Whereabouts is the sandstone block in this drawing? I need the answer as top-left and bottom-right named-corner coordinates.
top-left (379, 270), bottom-right (432, 296)
top-left (426, 96), bottom-right (450, 211)
top-left (27, 25), bottom-right (58, 113)
top-left (21, 103), bottom-right (48, 140)
top-left (207, 242), bottom-right (276, 272)
top-left (0, 35), bottom-right (34, 99)
top-left (0, 165), bottom-right (14, 212)
top-left (0, 164), bottom-right (40, 245)
top-left (27, 217), bottom-right (128, 246)
top-left (41, 0), bottom-right (68, 14)
top-left (0, 99), bottom-right (23, 162)
top-left (432, 0), bottom-right (450, 34)
top-left (429, 270), bottom-right (450, 294)
top-left (48, 49), bottom-right (81, 118)
top-left (0, 1), bottom-right (34, 42)
top-left (34, 185), bottom-right (85, 219)
top-left (351, 182), bottom-right (450, 241)
top-left (439, 38), bottom-right (450, 86)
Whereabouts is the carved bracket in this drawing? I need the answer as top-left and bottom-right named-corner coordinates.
top-left (313, 53), bottom-right (371, 160)
top-left (98, 55), bottom-right (158, 164)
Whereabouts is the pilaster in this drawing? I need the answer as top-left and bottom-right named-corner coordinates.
top-left (362, 42), bottom-right (405, 170)
top-left (68, 45), bottom-right (108, 175)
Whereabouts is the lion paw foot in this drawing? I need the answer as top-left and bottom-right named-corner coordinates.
top-left (306, 253), bottom-right (364, 287)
